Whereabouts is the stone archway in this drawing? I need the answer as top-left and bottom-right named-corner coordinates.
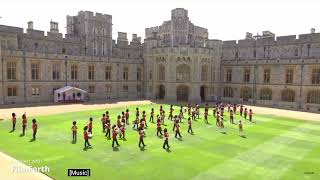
top-left (158, 84), bottom-right (165, 99)
top-left (176, 85), bottom-right (189, 101)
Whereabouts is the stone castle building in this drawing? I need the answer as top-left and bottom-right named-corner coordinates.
top-left (0, 8), bottom-right (320, 112)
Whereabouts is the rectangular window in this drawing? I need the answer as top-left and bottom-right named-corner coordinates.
top-left (89, 85), bottom-right (95, 93)
top-left (52, 63), bottom-right (60, 80)
top-left (225, 69), bottom-right (232, 82)
top-left (7, 87), bottom-right (17, 97)
top-left (123, 85), bottom-right (128, 92)
top-left (88, 65), bottom-right (95, 80)
top-left (137, 84), bottom-right (142, 92)
top-left (285, 68), bottom-right (294, 84)
top-left (105, 66), bottom-right (112, 80)
top-left (31, 63), bottom-right (40, 80)
top-left (31, 87), bottom-right (40, 96)
top-left (311, 68), bottom-right (320, 84)
top-left (7, 62), bottom-right (16, 80)
top-left (243, 68), bottom-right (250, 83)
top-left (137, 68), bottom-right (142, 81)
top-left (102, 42), bottom-right (106, 56)
top-left (123, 67), bottom-right (128, 80)
top-left (71, 64), bottom-right (78, 80)
top-left (105, 85), bottom-right (112, 93)
top-left (149, 71), bottom-right (152, 80)
top-left (263, 68), bottom-right (270, 83)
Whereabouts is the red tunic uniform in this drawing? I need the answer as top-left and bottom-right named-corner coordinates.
top-left (175, 124), bottom-right (180, 132)
top-left (139, 130), bottom-right (144, 139)
top-left (88, 122), bottom-right (92, 129)
top-left (12, 116), bottom-right (16, 124)
top-left (84, 131), bottom-right (89, 140)
top-left (22, 117), bottom-right (27, 127)
top-left (157, 121), bottom-right (161, 130)
top-left (32, 123), bottom-right (38, 132)
top-left (164, 132), bottom-right (169, 141)
top-left (112, 130), bottom-right (118, 139)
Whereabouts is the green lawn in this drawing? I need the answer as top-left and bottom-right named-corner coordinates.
top-left (0, 104), bottom-right (320, 180)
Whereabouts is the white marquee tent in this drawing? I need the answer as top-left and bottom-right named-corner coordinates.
top-left (54, 86), bottom-right (88, 103)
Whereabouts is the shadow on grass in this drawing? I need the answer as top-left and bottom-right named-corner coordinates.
top-left (157, 135), bottom-right (163, 139)
top-left (83, 146), bottom-right (93, 151)
top-left (9, 130), bottom-right (15, 133)
top-left (140, 146), bottom-right (146, 151)
top-left (29, 138), bottom-right (36, 142)
top-left (71, 140), bottom-right (77, 144)
top-left (177, 137), bottom-right (183, 141)
top-left (220, 131), bottom-right (227, 135)
top-left (239, 135), bottom-right (247, 138)
top-left (19, 134), bottom-right (25, 137)
top-left (112, 147), bottom-right (119, 151)
top-left (165, 148), bottom-right (171, 153)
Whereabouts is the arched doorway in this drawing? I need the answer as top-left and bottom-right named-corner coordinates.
top-left (176, 85), bottom-right (189, 101)
top-left (200, 86), bottom-right (206, 102)
top-left (159, 85), bottom-right (165, 99)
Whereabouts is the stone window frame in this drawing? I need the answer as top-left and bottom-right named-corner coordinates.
top-left (123, 67), bottom-right (129, 80)
top-left (311, 68), bottom-right (320, 84)
top-left (105, 66), bottom-right (112, 80)
top-left (307, 90), bottom-right (320, 104)
top-left (263, 68), bottom-right (271, 83)
top-left (281, 89), bottom-right (295, 102)
top-left (285, 67), bottom-right (294, 84)
top-left (52, 63), bottom-right (60, 80)
top-left (7, 61), bottom-right (17, 80)
top-left (31, 87), bottom-right (40, 96)
top-left (31, 62), bottom-right (40, 80)
top-left (7, 86), bottom-right (17, 97)
top-left (223, 86), bottom-right (233, 98)
top-left (88, 85), bottom-right (95, 93)
top-left (71, 64), bottom-right (78, 80)
top-left (260, 88), bottom-right (272, 100)
top-left (88, 65), bottom-right (95, 80)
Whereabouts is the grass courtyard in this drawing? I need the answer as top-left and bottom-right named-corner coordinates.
top-left (0, 103), bottom-right (320, 180)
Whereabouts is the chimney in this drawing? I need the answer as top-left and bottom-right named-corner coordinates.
top-left (50, 21), bottom-right (59, 33)
top-left (311, 28), bottom-right (315, 34)
top-left (27, 21), bottom-right (33, 30)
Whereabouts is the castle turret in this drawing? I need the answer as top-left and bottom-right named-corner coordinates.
top-left (50, 21), bottom-right (59, 33)
top-left (27, 21), bottom-right (33, 30)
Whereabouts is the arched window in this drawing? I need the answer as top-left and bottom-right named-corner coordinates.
top-left (260, 88), bottom-right (272, 100)
top-left (102, 28), bottom-right (106, 36)
top-left (281, 89), bottom-right (295, 102)
top-left (201, 65), bottom-right (208, 81)
top-left (158, 64), bottom-right (165, 81)
top-left (176, 64), bottom-right (191, 81)
top-left (223, 87), bottom-right (233, 98)
top-left (307, 90), bottom-right (320, 104)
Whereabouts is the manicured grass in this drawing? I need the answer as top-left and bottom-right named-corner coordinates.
top-left (0, 104), bottom-right (320, 180)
